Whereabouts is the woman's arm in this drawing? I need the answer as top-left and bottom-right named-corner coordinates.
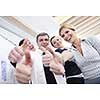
top-left (87, 36), bottom-right (100, 55)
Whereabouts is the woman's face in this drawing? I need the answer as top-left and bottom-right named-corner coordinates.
top-left (60, 28), bottom-right (77, 44)
top-left (51, 36), bottom-right (63, 48)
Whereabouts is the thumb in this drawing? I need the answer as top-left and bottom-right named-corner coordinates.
top-left (24, 49), bottom-right (32, 66)
top-left (39, 46), bottom-right (46, 52)
top-left (20, 38), bottom-right (28, 50)
top-left (46, 46), bottom-right (55, 56)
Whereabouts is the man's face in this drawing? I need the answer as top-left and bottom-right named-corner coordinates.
top-left (37, 35), bottom-right (49, 48)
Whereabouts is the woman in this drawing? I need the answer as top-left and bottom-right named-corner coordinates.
top-left (50, 35), bottom-right (84, 84)
top-left (59, 24), bottom-right (100, 84)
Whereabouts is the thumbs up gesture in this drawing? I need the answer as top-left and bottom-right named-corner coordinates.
top-left (15, 49), bottom-right (33, 84)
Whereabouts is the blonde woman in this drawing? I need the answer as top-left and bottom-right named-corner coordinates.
top-left (59, 24), bottom-right (100, 84)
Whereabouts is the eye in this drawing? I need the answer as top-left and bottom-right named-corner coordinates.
top-left (65, 31), bottom-right (69, 33)
top-left (39, 39), bottom-right (43, 42)
top-left (61, 34), bottom-right (65, 38)
top-left (57, 39), bottom-right (59, 41)
top-left (45, 39), bottom-right (49, 41)
top-left (31, 46), bottom-right (34, 49)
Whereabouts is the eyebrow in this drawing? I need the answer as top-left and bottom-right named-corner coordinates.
top-left (39, 38), bottom-right (49, 41)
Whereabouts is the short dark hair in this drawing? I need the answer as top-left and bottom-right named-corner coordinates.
top-left (50, 36), bottom-right (56, 47)
top-left (36, 32), bottom-right (49, 43)
top-left (18, 39), bottom-right (25, 46)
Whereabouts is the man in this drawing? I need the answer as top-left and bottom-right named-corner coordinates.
top-left (8, 33), bottom-right (65, 84)
top-left (36, 32), bottom-right (65, 84)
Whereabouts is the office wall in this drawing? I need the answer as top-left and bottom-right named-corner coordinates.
top-left (0, 27), bottom-right (19, 58)
top-left (0, 16), bottom-right (59, 59)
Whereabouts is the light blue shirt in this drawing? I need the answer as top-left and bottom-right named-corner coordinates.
top-left (69, 36), bottom-right (100, 80)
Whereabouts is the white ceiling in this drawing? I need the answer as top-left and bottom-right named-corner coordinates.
top-left (1, 16), bottom-right (100, 39)
top-left (53, 16), bottom-right (100, 38)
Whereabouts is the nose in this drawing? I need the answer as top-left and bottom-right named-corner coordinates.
top-left (43, 40), bottom-right (47, 44)
top-left (63, 35), bottom-right (68, 41)
top-left (63, 35), bottom-right (66, 40)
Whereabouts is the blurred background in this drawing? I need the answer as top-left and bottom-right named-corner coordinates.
top-left (0, 16), bottom-right (100, 58)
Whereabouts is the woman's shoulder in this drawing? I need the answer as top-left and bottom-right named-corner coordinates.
top-left (86, 35), bottom-right (100, 42)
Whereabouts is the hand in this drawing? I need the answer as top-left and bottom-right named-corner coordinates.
top-left (49, 58), bottom-right (65, 75)
top-left (62, 51), bottom-right (73, 62)
top-left (46, 46), bottom-right (63, 63)
top-left (42, 53), bottom-right (53, 66)
top-left (15, 49), bottom-right (33, 84)
top-left (8, 47), bottom-right (24, 63)
top-left (45, 46), bottom-right (55, 56)
top-left (20, 38), bottom-right (31, 51)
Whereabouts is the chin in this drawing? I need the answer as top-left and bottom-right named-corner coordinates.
top-left (67, 39), bottom-right (73, 43)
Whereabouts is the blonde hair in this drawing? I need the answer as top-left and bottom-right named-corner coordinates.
top-left (59, 24), bottom-right (75, 35)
